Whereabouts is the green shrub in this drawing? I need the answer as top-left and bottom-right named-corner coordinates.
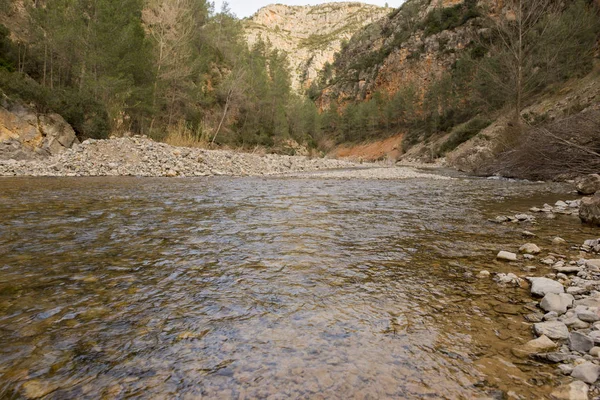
top-left (421, 0), bottom-right (479, 37)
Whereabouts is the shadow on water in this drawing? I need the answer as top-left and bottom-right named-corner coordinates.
top-left (0, 175), bottom-right (596, 398)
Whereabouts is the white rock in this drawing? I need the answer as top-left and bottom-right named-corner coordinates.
top-left (550, 380), bottom-right (589, 400)
top-left (497, 251), bottom-right (518, 261)
top-left (528, 277), bottom-right (565, 297)
top-left (571, 362), bottom-right (600, 384)
top-left (533, 321), bottom-right (570, 340)
top-left (553, 237), bottom-right (568, 245)
top-left (477, 270), bottom-right (490, 279)
top-left (519, 243), bottom-right (541, 254)
top-left (540, 293), bottom-right (574, 315)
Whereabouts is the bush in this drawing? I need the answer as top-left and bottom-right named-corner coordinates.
top-left (421, 0), bottom-right (479, 37)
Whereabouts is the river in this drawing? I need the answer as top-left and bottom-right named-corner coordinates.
top-left (0, 173), bottom-right (596, 399)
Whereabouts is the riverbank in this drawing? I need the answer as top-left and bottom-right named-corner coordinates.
top-left (0, 135), bottom-right (455, 179)
top-left (0, 136), bottom-right (359, 178)
top-left (485, 196), bottom-right (600, 399)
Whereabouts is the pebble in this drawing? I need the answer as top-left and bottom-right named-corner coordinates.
top-left (519, 243), bottom-right (541, 254)
top-left (477, 270), bottom-right (490, 279)
top-left (497, 251), bottom-right (518, 261)
top-left (0, 136), bottom-right (444, 180)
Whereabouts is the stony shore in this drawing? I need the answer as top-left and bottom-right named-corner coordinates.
top-left (483, 198), bottom-right (600, 399)
top-left (0, 136), bottom-right (444, 179)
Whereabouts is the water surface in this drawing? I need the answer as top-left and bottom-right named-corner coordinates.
top-left (0, 175), bottom-right (595, 399)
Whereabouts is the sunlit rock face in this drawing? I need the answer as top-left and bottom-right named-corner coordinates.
top-left (243, 2), bottom-right (392, 92)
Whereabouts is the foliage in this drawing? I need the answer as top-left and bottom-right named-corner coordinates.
top-left (437, 117), bottom-right (491, 155)
top-left (421, 0), bottom-right (479, 37)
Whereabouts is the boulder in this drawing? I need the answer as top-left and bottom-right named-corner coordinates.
top-left (550, 380), bottom-right (589, 400)
top-left (528, 277), bottom-right (564, 297)
top-left (0, 102), bottom-right (79, 160)
top-left (533, 321), bottom-right (570, 340)
top-left (571, 362), bottom-right (600, 384)
top-left (569, 332), bottom-right (594, 353)
top-left (576, 174), bottom-right (600, 195)
top-left (580, 193), bottom-right (600, 226)
top-left (540, 293), bottom-right (574, 315)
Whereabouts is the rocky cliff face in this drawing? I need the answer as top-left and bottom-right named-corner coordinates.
top-left (318, 0), bottom-right (490, 108)
top-left (0, 98), bottom-right (79, 160)
top-left (243, 2), bottom-right (392, 92)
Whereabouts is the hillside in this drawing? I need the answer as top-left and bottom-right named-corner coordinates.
top-left (243, 2), bottom-right (392, 91)
top-left (310, 0), bottom-right (600, 179)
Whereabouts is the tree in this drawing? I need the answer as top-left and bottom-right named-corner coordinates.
top-left (477, 0), bottom-right (599, 122)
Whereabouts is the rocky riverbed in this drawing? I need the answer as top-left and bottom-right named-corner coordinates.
top-left (483, 195), bottom-right (600, 400)
top-left (0, 136), bottom-right (370, 177)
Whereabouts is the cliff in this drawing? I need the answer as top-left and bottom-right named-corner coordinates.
top-left (243, 2), bottom-right (392, 92)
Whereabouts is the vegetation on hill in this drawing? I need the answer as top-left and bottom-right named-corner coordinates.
top-left (0, 0), bottom-right (320, 151)
top-left (0, 0), bottom-right (598, 171)
top-left (314, 0), bottom-right (600, 158)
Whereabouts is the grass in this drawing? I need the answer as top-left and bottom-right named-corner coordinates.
top-left (163, 122), bottom-right (209, 148)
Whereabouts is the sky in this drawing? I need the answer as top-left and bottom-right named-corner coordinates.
top-left (213, 0), bottom-right (402, 19)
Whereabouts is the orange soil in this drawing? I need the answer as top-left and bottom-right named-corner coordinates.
top-left (329, 133), bottom-right (404, 161)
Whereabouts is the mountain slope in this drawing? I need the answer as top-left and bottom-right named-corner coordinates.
top-left (243, 2), bottom-right (392, 92)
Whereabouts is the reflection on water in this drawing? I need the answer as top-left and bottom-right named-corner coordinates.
top-left (0, 175), bottom-right (595, 399)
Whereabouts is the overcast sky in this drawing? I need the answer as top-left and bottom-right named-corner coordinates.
top-left (213, 0), bottom-right (403, 19)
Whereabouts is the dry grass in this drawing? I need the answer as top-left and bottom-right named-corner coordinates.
top-left (163, 122), bottom-right (210, 148)
top-left (483, 109), bottom-right (600, 180)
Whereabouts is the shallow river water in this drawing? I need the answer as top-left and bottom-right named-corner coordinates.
top-left (0, 173), bottom-right (597, 399)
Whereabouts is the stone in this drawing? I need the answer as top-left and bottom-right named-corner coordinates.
top-left (533, 321), bottom-right (570, 340)
top-left (519, 243), bottom-right (541, 254)
top-left (540, 293), bottom-right (574, 315)
top-left (553, 237), bottom-right (568, 246)
top-left (562, 316), bottom-right (590, 330)
top-left (537, 352), bottom-right (577, 363)
top-left (586, 260), bottom-right (600, 269)
top-left (589, 331), bottom-right (600, 344)
top-left (576, 173), bottom-right (600, 195)
top-left (568, 287), bottom-right (587, 295)
top-left (555, 266), bottom-right (583, 274)
top-left (544, 311), bottom-right (559, 321)
top-left (569, 332), bottom-right (595, 353)
top-left (580, 193), bottom-right (600, 226)
top-left (497, 251), bottom-right (517, 261)
top-left (555, 200), bottom-right (569, 208)
top-left (494, 273), bottom-right (525, 287)
top-left (477, 270), bottom-right (490, 279)
top-left (577, 308), bottom-right (600, 323)
top-left (512, 335), bottom-right (557, 358)
top-left (550, 380), bottom-right (589, 400)
top-left (558, 364), bottom-right (574, 375)
top-left (590, 346), bottom-right (600, 357)
top-left (571, 362), bottom-right (600, 384)
top-left (522, 230), bottom-right (536, 237)
top-left (515, 214), bottom-right (534, 221)
top-left (528, 277), bottom-right (565, 297)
